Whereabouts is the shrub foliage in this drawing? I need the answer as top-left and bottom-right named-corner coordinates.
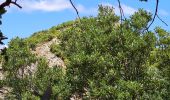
top-left (0, 5), bottom-right (170, 99)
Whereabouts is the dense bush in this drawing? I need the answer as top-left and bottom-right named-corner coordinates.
top-left (1, 5), bottom-right (169, 99)
top-left (56, 6), bottom-right (170, 99)
top-left (1, 38), bottom-right (70, 99)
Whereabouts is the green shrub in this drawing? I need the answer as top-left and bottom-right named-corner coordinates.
top-left (56, 6), bottom-right (169, 99)
top-left (50, 43), bottom-right (64, 59)
top-left (1, 5), bottom-right (169, 99)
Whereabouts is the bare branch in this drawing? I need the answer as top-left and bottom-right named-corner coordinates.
top-left (0, 0), bottom-right (22, 9)
top-left (146, 0), bottom-right (167, 30)
top-left (117, 0), bottom-right (126, 36)
top-left (69, 0), bottom-right (81, 21)
top-left (117, 0), bottom-right (124, 24)
top-left (147, 0), bottom-right (159, 29)
top-left (156, 15), bottom-right (168, 26)
top-left (11, 1), bottom-right (22, 8)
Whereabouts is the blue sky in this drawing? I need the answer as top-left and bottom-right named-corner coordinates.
top-left (0, 0), bottom-right (170, 44)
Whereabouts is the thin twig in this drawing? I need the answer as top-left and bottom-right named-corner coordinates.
top-left (156, 15), bottom-right (168, 26)
top-left (11, 1), bottom-right (22, 8)
top-left (117, 0), bottom-right (123, 24)
top-left (69, 0), bottom-right (81, 21)
top-left (145, 0), bottom-right (168, 30)
top-left (147, 0), bottom-right (159, 29)
top-left (117, 0), bottom-right (127, 34)
top-left (117, 0), bottom-right (127, 27)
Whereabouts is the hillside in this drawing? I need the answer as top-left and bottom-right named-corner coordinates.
top-left (0, 6), bottom-right (170, 100)
top-left (0, 21), bottom-right (74, 99)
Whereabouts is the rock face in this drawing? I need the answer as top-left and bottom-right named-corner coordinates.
top-left (0, 66), bottom-right (3, 81)
top-left (17, 62), bottom-right (38, 78)
top-left (32, 38), bottom-right (66, 69)
top-left (0, 87), bottom-right (11, 100)
top-left (0, 65), bottom-right (8, 100)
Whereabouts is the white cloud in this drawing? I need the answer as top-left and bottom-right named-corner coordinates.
top-left (76, 4), bottom-right (97, 15)
top-left (158, 9), bottom-right (169, 16)
top-left (6, 0), bottom-right (97, 16)
top-left (100, 3), bottom-right (137, 15)
top-left (0, 0), bottom-right (137, 16)
top-left (19, 0), bottom-right (72, 12)
top-left (121, 4), bottom-right (137, 15)
top-left (3, 0), bottom-right (97, 15)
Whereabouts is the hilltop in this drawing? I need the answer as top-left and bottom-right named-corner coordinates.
top-left (0, 6), bottom-right (170, 100)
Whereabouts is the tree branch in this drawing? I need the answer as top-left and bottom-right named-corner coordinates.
top-left (0, 0), bottom-right (22, 9)
top-left (156, 15), bottom-right (168, 26)
top-left (11, 1), bottom-right (22, 8)
top-left (147, 0), bottom-right (159, 29)
top-left (117, 0), bottom-right (123, 24)
top-left (146, 0), bottom-right (168, 30)
top-left (117, 0), bottom-right (126, 37)
top-left (117, 0), bottom-right (125, 25)
top-left (69, 0), bottom-right (81, 21)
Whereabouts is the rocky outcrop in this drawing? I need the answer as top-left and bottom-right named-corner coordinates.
top-left (0, 38), bottom-right (66, 99)
top-left (32, 38), bottom-right (66, 69)
top-left (0, 87), bottom-right (11, 100)
top-left (17, 62), bottom-right (38, 78)
top-left (0, 66), bottom-right (3, 81)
